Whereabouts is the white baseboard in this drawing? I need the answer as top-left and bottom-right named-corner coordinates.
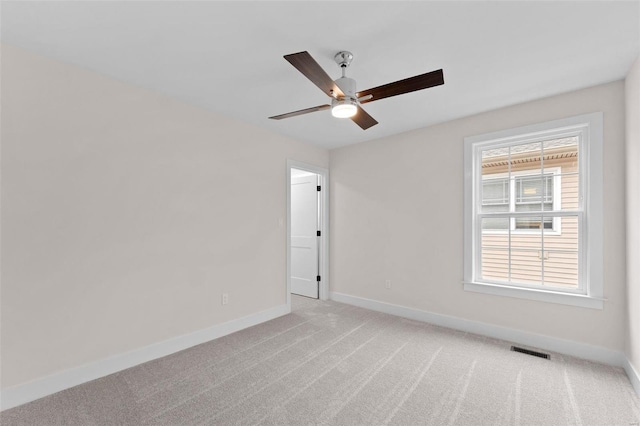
top-left (1, 304), bottom-right (290, 411)
top-left (623, 357), bottom-right (640, 397)
top-left (330, 292), bottom-right (625, 367)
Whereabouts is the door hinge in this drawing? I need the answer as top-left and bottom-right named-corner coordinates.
top-left (317, 230), bottom-right (321, 237)
top-left (317, 185), bottom-right (321, 191)
top-left (316, 275), bottom-right (321, 282)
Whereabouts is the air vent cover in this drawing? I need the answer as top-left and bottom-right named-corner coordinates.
top-left (510, 345), bottom-right (550, 360)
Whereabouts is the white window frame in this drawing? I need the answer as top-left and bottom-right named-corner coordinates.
top-left (463, 112), bottom-right (603, 309)
top-left (482, 167), bottom-right (562, 235)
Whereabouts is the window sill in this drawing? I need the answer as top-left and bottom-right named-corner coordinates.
top-left (463, 281), bottom-right (604, 309)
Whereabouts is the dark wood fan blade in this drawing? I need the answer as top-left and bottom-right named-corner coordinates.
top-left (284, 51), bottom-right (344, 98)
top-left (351, 105), bottom-right (378, 130)
top-left (357, 69), bottom-right (444, 104)
top-left (269, 104), bottom-right (331, 120)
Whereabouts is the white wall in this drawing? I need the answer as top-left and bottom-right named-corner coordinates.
top-left (626, 56), bottom-right (640, 376)
top-left (0, 44), bottom-right (329, 389)
top-left (330, 81), bottom-right (626, 352)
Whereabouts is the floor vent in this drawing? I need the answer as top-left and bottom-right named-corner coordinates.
top-left (510, 346), bottom-right (550, 360)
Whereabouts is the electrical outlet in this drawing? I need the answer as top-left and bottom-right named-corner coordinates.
top-left (384, 280), bottom-right (392, 289)
top-left (222, 293), bottom-right (229, 305)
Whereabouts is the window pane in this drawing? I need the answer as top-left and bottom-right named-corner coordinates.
top-left (481, 177), bottom-right (509, 213)
top-left (482, 147), bottom-right (509, 170)
top-left (541, 216), bottom-right (579, 288)
top-left (510, 249), bottom-right (543, 285)
top-left (543, 251), bottom-right (579, 289)
top-left (481, 148), bottom-right (510, 214)
top-left (510, 217), bottom-right (542, 284)
top-left (515, 175), bottom-right (553, 204)
top-left (514, 174), bottom-right (555, 229)
top-left (558, 171), bottom-right (579, 211)
top-left (480, 248), bottom-right (510, 283)
top-left (510, 217), bottom-right (542, 250)
top-left (481, 215), bottom-right (509, 231)
top-left (482, 178), bottom-right (508, 204)
top-left (509, 142), bottom-right (542, 172)
top-left (544, 136), bottom-right (579, 212)
top-left (480, 218), bottom-right (509, 282)
top-left (543, 137), bottom-right (578, 168)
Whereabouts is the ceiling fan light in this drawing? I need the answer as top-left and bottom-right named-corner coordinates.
top-left (331, 98), bottom-right (358, 118)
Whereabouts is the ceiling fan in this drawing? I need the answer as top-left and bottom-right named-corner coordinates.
top-left (269, 50), bottom-right (444, 130)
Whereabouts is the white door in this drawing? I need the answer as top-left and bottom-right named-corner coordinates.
top-left (290, 173), bottom-right (319, 298)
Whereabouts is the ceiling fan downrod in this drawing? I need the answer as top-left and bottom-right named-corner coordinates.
top-left (333, 51), bottom-right (356, 100)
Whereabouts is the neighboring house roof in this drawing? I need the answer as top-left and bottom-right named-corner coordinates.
top-left (482, 137), bottom-right (578, 168)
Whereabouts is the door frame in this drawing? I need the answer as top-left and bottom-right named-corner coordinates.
top-left (286, 159), bottom-right (329, 309)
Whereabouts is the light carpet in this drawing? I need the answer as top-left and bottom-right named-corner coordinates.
top-left (2, 296), bottom-right (639, 425)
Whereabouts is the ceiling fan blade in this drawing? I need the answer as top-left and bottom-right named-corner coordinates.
top-left (284, 51), bottom-right (344, 98)
top-left (357, 69), bottom-right (444, 104)
top-left (269, 104), bottom-right (331, 120)
top-left (351, 106), bottom-right (378, 130)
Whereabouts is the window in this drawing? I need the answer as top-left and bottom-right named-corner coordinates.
top-left (463, 113), bottom-right (603, 309)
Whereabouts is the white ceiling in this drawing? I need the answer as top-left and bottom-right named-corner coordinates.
top-left (2, 1), bottom-right (638, 149)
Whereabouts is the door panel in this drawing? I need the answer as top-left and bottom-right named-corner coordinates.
top-left (291, 174), bottom-right (319, 298)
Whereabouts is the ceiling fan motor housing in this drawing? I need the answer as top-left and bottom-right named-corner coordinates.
top-left (332, 76), bottom-right (358, 118)
top-left (335, 77), bottom-right (357, 99)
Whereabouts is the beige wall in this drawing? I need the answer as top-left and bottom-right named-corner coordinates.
top-left (0, 45), bottom-right (329, 389)
top-left (626, 56), bottom-right (640, 373)
top-left (330, 81), bottom-right (626, 351)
